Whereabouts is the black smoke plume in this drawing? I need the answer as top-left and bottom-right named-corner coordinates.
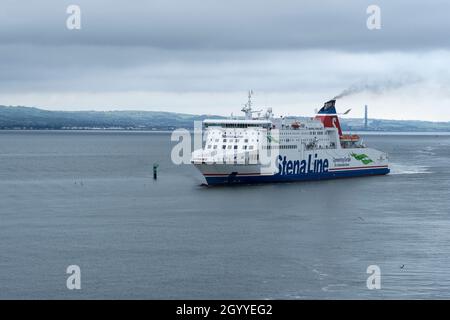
top-left (334, 76), bottom-right (422, 99)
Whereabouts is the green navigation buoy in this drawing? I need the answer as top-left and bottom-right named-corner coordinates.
top-left (153, 163), bottom-right (159, 179)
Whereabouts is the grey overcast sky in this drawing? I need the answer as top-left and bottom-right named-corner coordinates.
top-left (1, 0), bottom-right (450, 120)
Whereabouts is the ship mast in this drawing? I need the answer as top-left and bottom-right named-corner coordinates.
top-left (241, 90), bottom-right (261, 119)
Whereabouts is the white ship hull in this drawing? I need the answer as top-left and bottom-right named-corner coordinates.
top-left (190, 95), bottom-right (390, 185)
top-left (194, 148), bottom-right (389, 185)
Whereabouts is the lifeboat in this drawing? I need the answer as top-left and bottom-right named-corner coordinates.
top-left (291, 121), bottom-right (300, 129)
top-left (340, 134), bottom-right (360, 142)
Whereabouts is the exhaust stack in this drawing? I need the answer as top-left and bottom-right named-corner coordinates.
top-left (315, 99), bottom-right (343, 136)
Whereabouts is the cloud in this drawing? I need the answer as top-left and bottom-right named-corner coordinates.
top-left (1, 0), bottom-right (450, 120)
top-left (0, 0), bottom-right (449, 50)
top-left (1, 45), bottom-right (448, 93)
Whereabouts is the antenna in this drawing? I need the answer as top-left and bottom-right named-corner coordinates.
top-left (248, 90), bottom-right (253, 109)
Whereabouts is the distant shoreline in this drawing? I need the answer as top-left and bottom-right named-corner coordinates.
top-left (2, 105), bottom-right (450, 132)
top-left (1, 129), bottom-right (450, 136)
top-left (0, 128), bottom-right (174, 133)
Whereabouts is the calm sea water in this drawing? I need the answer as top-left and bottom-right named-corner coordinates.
top-left (0, 131), bottom-right (449, 299)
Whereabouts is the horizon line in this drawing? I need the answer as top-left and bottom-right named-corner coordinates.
top-left (1, 104), bottom-right (449, 123)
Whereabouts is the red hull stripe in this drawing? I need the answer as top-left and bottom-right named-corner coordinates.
top-left (329, 165), bottom-right (388, 171)
top-left (203, 173), bottom-right (263, 176)
top-left (203, 166), bottom-right (388, 176)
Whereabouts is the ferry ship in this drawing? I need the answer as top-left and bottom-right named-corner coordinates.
top-left (191, 92), bottom-right (389, 185)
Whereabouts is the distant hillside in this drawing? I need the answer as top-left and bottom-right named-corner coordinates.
top-left (0, 105), bottom-right (221, 130)
top-left (342, 118), bottom-right (450, 132)
top-left (1, 105), bottom-right (450, 132)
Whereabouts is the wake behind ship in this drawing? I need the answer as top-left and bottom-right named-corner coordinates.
top-left (191, 93), bottom-right (389, 185)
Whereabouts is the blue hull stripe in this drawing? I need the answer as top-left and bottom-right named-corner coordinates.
top-left (205, 168), bottom-right (390, 185)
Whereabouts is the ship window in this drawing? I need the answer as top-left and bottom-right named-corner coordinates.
top-left (234, 145), bottom-right (238, 149)
top-left (243, 145), bottom-right (247, 150)
top-left (244, 139), bottom-right (248, 142)
top-left (249, 146), bottom-right (254, 150)
top-left (222, 145), bottom-right (226, 149)
top-left (227, 145), bottom-right (232, 149)
top-left (215, 139), bottom-right (219, 142)
top-left (207, 145), bottom-right (212, 149)
top-left (223, 139), bottom-right (226, 142)
top-left (213, 145), bottom-right (217, 149)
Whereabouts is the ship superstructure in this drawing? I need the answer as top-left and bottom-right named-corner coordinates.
top-left (191, 92), bottom-right (389, 185)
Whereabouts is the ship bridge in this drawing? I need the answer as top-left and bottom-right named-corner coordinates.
top-left (204, 119), bottom-right (272, 129)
